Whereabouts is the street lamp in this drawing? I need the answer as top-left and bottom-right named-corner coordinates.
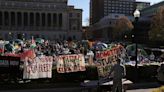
top-left (133, 9), bottom-right (140, 68)
top-left (133, 9), bottom-right (140, 82)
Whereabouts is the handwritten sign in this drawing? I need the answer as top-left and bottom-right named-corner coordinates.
top-left (57, 54), bottom-right (86, 73)
top-left (23, 56), bottom-right (53, 79)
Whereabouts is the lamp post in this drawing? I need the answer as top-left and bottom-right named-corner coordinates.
top-left (133, 9), bottom-right (140, 69)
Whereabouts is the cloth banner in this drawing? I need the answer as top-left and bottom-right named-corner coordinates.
top-left (0, 43), bottom-right (4, 53)
top-left (95, 45), bottom-right (124, 78)
top-left (57, 54), bottom-right (86, 73)
top-left (96, 50), bottom-right (113, 78)
top-left (5, 50), bottom-right (36, 60)
top-left (23, 56), bottom-right (53, 79)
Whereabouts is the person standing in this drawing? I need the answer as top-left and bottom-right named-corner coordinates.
top-left (157, 64), bottom-right (164, 84)
top-left (108, 59), bottom-right (126, 92)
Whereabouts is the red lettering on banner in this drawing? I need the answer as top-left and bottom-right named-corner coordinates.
top-left (31, 65), bottom-right (37, 73)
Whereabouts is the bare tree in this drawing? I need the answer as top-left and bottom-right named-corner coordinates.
top-left (149, 6), bottom-right (164, 41)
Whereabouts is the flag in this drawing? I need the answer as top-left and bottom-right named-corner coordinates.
top-left (30, 36), bottom-right (36, 48)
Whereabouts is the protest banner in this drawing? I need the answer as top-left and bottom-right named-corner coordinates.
top-left (0, 43), bottom-right (4, 54)
top-left (95, 50), bottom-right (113, 78)
top-left (0, 56), bottom-right (20, 81)
top-left (95, 46), bottom-right (123, 78)
top-left (23, 56), bottom-right (53, 79)
top-left (0, 56), bottom-right (20, 67)
top-left (57, 54), bottom-right (86, 73)
top-left (5, 50), bottom-right (36, 61)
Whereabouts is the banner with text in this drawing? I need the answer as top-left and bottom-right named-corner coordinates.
top-left (95, 46), bottom-right (124, 78)
top-left (57, 54), bottom-right (86, 73)
top-left (23, 56), bottom-right (53, 79)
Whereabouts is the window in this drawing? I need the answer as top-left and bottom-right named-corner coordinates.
top-left (11, 12), bottom-right (15, 26)
top-left (53, 13), bottom-right (57, 27)
top-left (36, 13), bottom-right (40, 26)
top-left (42, 13), bottom-right (45, 26)
top-left (69, 13), bottom-right (72, 17)
top-left (30, 13), bottom-right (34, 26)
top-left (24, 12), bottom-right (28, 26)
top-left (0, 11), bottom-right (2, 25)
top-left (47, 13), bottom-right (51, 27)
top-left (17, 12), bottom-right (22, 26)
top-left (59, 13), bottom-right (62, 28)
top-left (77, 13), bottom-right (80, 17)
top-left (4, 12), bottom-right (9, 26)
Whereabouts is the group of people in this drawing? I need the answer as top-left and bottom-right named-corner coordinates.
top-left (0, 39), bottom-right (164, 92)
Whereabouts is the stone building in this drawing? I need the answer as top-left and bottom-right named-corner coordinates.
top-left (0, 0), bottom-right (82, 40)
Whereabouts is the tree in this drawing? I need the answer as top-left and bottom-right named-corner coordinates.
top-left (113, 16), bottom-right (134, 40)
top-left (149, 6), bottom-right (164, 41)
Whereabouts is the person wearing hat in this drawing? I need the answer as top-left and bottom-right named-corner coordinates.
top-left (108, 58), bottom-right (126, 92)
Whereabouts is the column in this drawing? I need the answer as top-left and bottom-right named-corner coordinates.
top-left (53, 13), bottom-right (57, 28)
top-left (22, 12), bottom-right (24, 27)
top-left (15, 12), bottom-right (17, 27)
top-left (2, 11), bottom-right (4, 27)
top-left (34, 12), bottom-right (36, 27)
top-left (28, 12), bottom-right (30, 27)
top-left (0, 11), bottom-right (2, 26)
top-left (40, 13), bottom-right (42, 28)
top-left (56, 13), bottom-right (59, 29)
top-left (51, 13), bottom-right (53, 28)
top-left (45, 13), bottom-right (48, 28)
top-left (9, 11), bottom-right (11, 27)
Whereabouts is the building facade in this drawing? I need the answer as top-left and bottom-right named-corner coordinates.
top-left (90, 0), bottom-right (151, 25)
top-left (0, 0), bottom-right (82, 40)
top-left (141, 1), bottom-right (164, 17)
top-left (135, 1), bottom-right (150, 11)
top-left (90, 0), bottom-right (136, 25)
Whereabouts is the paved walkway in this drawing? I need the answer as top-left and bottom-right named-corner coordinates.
top-left (127, 88), bottom-right (155, 92)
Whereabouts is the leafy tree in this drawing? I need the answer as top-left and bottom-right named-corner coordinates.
top-left (113, 16), bottom-right (134, 40)
top-left (149, 6), bottom-right (164, 41)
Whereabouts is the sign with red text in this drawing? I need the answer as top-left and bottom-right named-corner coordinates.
top-left (57, 54), bottom-right (86, 73)
top-left (95, 45), bottom-right (124, 78)
top-left (23, 56), bottom-right (53, 79)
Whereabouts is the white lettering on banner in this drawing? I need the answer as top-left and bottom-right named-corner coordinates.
top-left (95, 45), bottom-right (125, 78)
top-left (0, 60), bottom-right (9, 66)
top-left (23, 56), bottom-right (53, 79)
top-left (57, 54), bottom-right (86, 73)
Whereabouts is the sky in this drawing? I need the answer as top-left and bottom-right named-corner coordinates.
top-left (68, 0), bottom-right (163, 26)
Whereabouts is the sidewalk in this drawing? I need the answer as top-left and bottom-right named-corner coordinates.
top-left (0, 82), bottom-right (162, 91)
top-left (127, 82), bottom-right (162, 90)
top-left (0, 82), bottom-right (80, 91)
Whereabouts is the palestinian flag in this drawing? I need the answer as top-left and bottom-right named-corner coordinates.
top-left (30, 36), bottom-right (36, 48)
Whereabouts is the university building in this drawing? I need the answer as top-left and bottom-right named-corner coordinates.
top-left (90, 0), bottom-right (136, 25)
top-left (89, 0), bottom-right (150, 42)
top-left (0, 0), bottom-right (82, 40)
